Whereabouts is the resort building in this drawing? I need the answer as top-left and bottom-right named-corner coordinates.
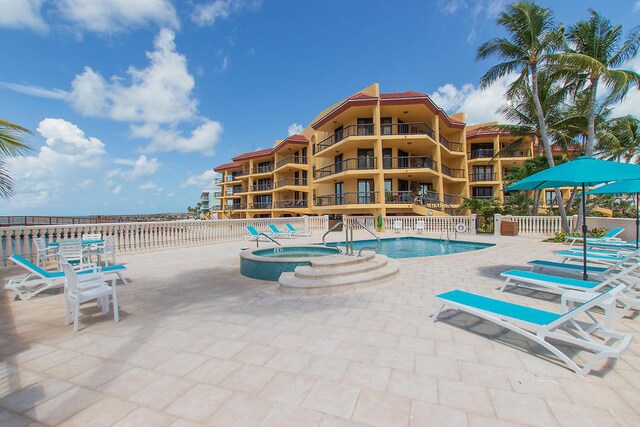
top-left (212, 83), bottom-right (541, 219)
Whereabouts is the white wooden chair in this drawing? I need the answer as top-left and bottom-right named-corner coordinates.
top-left (61, 261), bottom-right (119, 333)
top-left (94, 235), bottom-right (116, 266)
top-left (34, 237), bottom-right (57, 267)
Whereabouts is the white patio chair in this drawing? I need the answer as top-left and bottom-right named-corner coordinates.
top-left (58, 240), bottom-right (92, 270)
top-left (415, 220), bottom-right (425, 234)
top-left (61, 261), bottom-right (119, 333)
top-left (393, 220), bottom-right (403, 234)
top-left (94, 235), bottom-right (116, 266)
top-left (82, 232), bottom-right (103, 261)
top-left (34, 237), bottom-right (57, 267)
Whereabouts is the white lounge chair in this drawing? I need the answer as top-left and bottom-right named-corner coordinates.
top-left (557, 248), bottom-right (640, 266)
top-left (433, 284), bottom-right (632, 375)
top-left (34, 237), bottom-right (57, 267)
top-left (285, 223), bottom-right (312, 237)
top-left (565, 227), bottom-right (624, 246)
top-left (61, 261), bottom-right (119, 333)
top-left (5, 254), bottom-right (127, 301)
top-left (244, 225), bottom-right (277, 242)
top-left (529, 249), bottom-right (640, 280)
top-left (268, 224), bottom-right (295, 239)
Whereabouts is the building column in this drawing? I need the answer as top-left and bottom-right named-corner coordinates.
top-left (373, 101), bottom-right (386, 230)
top-left (433, 116), bottom-right (445, 207)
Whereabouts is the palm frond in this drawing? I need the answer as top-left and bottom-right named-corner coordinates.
top-left (0, 160), bottom-right (14, 199)
top-left (0, 119), bottom-right (32, 157)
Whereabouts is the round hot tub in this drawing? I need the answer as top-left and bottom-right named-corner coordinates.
top-left (240, 245), bottom-right (340, 281)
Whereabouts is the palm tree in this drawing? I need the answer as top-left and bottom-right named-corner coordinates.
top-left (558, 9), bottom-right (640, 156)
top-left (0, 119), bottom-right (32, 198)
top-left (596, 115), bottom-right (640, 163)
top-left (477, 1), bottom-right (571, 231)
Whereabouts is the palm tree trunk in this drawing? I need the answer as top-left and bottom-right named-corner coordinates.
top-left (585, 78), bottom-right (599, 156)
top-left (530, 65), bottom-right (570, 231)
top-left (533, 190), bottom-right (541, 216)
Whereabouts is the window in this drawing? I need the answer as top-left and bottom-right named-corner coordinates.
top-left (398, 150), bottom-right (409, 169)
top-left (472, 187), bottom-right (493, 199)
top-left (382, 148), bottom-right (392, 169)
top-left (334, 154), bottom-right (344, 173)
top-left (472, 165), bottom-right (494, 181)
top-left (357, 148), bottom-right (375, 169)
top-left (545, 190), bottom-right (557, 206)
top-left (358, 179), bottom-right (374, 204)
top-left (381, 117), bottom-right (392, 135)
top-left (335, 182), bottom-right (344, 205)
top-left (357, 118), bottom-right (373, 136)
top-left (334, 125), bottom-right (344, 142)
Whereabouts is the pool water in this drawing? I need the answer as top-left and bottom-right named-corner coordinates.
top-left (255, 247), bottom-right (339, 259)
top-left (325, 237), bottom-right (493, 259)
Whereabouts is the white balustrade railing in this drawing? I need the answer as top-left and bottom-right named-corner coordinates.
top-left (382, 215), bottom-right (477, 233)
top-left (0, 216), bottom-right (328, 267)
top-left (505, 215), bottom-right (577, 235)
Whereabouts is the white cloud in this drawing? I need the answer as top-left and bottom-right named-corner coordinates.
top-left (436, 0), bottom-right (466, 14)
top-left (611, 55), bottom-right (640, 118)
top-left (430, 73), bottom-right (518, 124)
top-left (635, 1), bottom-right (640, 12)
top-left (77, 179), bottom-right (95, 190)
top-left (182, 169), bottom-right (217, 188)
top-left (287, 123), bottom-right (304, 136)
top-left (139, 181), bottom-right (160, 191)
top-left (4, 118), bottom-right (107, 209)
top-left (140, 120), bottom-right (223, 156)
top-left (112, 185), bottom-right (122, 195)
top-left (436, 0), bottom-right (504, 42)
top-left (0, 0), bottom-right (48, 33)
top-left (113, 154), bottom-right (161, 179)
top-left (70, 29), bottom-right (196, 124)
top-left (220, 56), bottom-right (229, 71)
top-left (0, 82), bottom-right (68, 100)
top-left (192, 0), bottom-right (261, 26)
top-left (57, 0), bottom-right (178, 33)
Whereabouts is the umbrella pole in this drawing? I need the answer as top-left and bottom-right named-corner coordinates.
top-left (582, 183), bottom-right (588, 281)
top-left (636, 193), bottom-right (639, 250)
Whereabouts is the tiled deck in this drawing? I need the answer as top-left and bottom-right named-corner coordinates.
top-left (1, 232), bottom-right (639, 426)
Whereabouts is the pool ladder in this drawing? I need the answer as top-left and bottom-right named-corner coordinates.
top-left (439, 228), bottom-right (457, 242)
top-left (256, 233), bottom-right (282, 248)
top-left (321, 219), bottom-right (380, 257)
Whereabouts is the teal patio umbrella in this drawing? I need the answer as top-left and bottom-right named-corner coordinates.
top-left (587, 180), bottom-right (640, 249)
top-left (506, 156), bottom-right (640, 280)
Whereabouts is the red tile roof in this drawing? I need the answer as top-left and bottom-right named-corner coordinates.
top-left (213, 161), bottom-right (241, 172)
top-left (232, 148), bottom-right (274, 162)
top-left (283, 134), bottom-right (308, 143)
top-left (380, 91), bottom-right (428, 99)
top-left (349, 93), bottom-right (377, 100)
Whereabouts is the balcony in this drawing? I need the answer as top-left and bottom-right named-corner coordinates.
top-left (210, 204), bottom-right (222, 210)
top-left (470, 173), bottom-right (497, 182)
top-left (314, 124), bottom-right (375, 154)
top-left (275, 155), bottom-right (308, 169)
top-left (380, 122), bottom-right (435, 139)
top-left (499, 148), bottom-right (532, 158)
top-left (251, 164), bottom-right (274, 175)
top-left (382, 156), bottom-right (437, 172)
top-left (251, 201), bottom-right (272, 209)
top-left (314, 157), bottom-right (377, 179)
top-left (441, 165), bottom-right (465, 178)
top-left (469, 149), bottom-right (495, 159)
top-left (444, 193), bottom-right (463, 205)
top-left (226, 203), bottom-right (246, 210)
top-left (314, 191), bottom-right (378, 206)
top-left (214, 178), bottom-right (224, 184)
top-left (439, 135), bottom-right (463, 152)
top-left (273, 199), bottom-right (308, 209)
top-left (251, 182), bottom-right (273, 192)
top-left (212, 192), bottom-right (222, 198)
top-left (227, 186), bottom-right (246, 195)
top-left (384, 191), bottom-right (440, 205)
top-left (274, 177), bottom-right (307, 188)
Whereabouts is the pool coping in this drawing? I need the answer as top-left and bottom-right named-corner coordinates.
top-left (239, 245), bottom-right (341, 263)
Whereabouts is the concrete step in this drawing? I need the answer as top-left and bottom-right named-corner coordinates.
top-left (279, 262), bottom-right (399, 295)
top-left (294, 255), bottom-right (389, 280)
top-left (308, 252), bottom-right (376, 269)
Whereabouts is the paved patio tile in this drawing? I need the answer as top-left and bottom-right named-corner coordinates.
top-left (0, 409), bottom-right (32, 427)
top-left (0, 378), bottom-right (73, 414)
top-left (259, 371), bottom-right (315, 406)
top-left (351, 389), bottom-right (411, 427)
top-left (59, 395), bottom-right (136, 426)
top-left (154, 352), bottom-right (209, 377)
top-left (438, 378), bottom-right (494, 416)
top-left (259, 404), bottom-right (323, 427)
top-left (342, 362), bottom-right (391, 391)
top-left (220, 365), bottom-right (277, 394)
top-left (112, 407), bottom-right (175, 427)
top-left (128, 375), bottom-right (195, 410)
top-left (207, 392), bottom-right (273, 427)
top-left (165, 384), bottom-right (232, 421)
top-left (489, 388), bottom-right (557, 427)
top-left (303, 355), bottom-right (350, 381)
top-left (302, 380), bottom-right (361, 419)
top-left (24, 386), bottom-right (100, 425)
top-left (409, 400), bottom-right (468, 427)
top-left (387, 369), bottom-right (437, 403)
top-left (187, 358), bottom-right (241, 385)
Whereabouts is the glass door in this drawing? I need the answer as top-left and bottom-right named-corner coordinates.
top-left (358, 179), bottom-right (374, 204)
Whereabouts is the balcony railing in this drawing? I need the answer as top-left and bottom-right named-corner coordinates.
top-left (439, 135), bottom-right (463, 152)
top-left (214, 178), bottom-right (224, 184)
top-left (382, 156), bottom-right (437, 171)
top-left (275, 155), bottom-right (308, 169)
top-left (381, 122), bottom-right (435, 139)
top-left (315, 123), bottom-right (374, 153)
top-left (211, 205), bottom-right (222, 210)
top-left (472, 195), bottom-right (494, 200)
top-left (444, 193), bottom-right (463, 205)
top-left (314, 191), bottom-right (378, 206)
top-left (469, 149), bottom-right (495, 159)
top-left (384, 191), bottom-right (417, 204)
top-left (441, 165), bottom-right (465, 178)
top-left (251, 201), bottom-right (272, 209)
top-left (251, 182), bottom-right (273, 192)
top-left (470, 173), bottom-right (497, 182)
top-left (274, 177), bottom-right (307, 188)
top-left (228, 186), bottom-right (246, 195)
top-left (251, 164), bottom-right (274, 174)
top-left (212, 192), bottom-right (222, 198)
top-left (226, 203), bottom-right (246, 210)
top-left (273, 199), bottom-right (308, 209)
top-left (314, 157), bottom-right (377, 179)
top-left (499, 148), bottom-right (531, 158)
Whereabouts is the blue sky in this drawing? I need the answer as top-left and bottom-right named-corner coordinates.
top-left (1, 0), bottom-right (639, 215)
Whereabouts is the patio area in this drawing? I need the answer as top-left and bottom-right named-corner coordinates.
top-left (1, 232), bottom-right (639, 426)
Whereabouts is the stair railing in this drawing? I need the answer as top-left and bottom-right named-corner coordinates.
top-left (355, 219), bottom-right (381, 257)
top-left (256, 233), bottom-right (282, 247)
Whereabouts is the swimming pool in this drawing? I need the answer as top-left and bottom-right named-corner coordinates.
top-left (324, 237), bottom-right (493, 258)
top-left (240, 246), bottom-right (340, 281)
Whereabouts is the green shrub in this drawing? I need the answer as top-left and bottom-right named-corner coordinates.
top-left (588, 227), bottom-right (608, 238)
